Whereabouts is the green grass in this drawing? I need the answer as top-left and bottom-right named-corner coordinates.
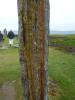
top-left (0, 36), bottom-right (75, 99)
top-left (48, 47), bottom-right (75, 100)
top-left (0, 37), bottom-right (23, 100)
top-left (0, 47), bottom-right (23, 100)
top-left (0, 48), bottom-right (19, 83)
top-left (49, 34), bottom-right (75, 46)
top-left (63, 38), bottom-right (75, 46)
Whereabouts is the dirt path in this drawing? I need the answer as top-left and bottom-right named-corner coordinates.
top-left (0, 81), bottom-right (16, 100)
top-left (0, 79), bottom-right (61, 100)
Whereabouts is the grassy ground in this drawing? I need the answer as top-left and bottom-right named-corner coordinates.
top-left (0, 47), bottom-right (23, 100)
top-left (0, 36), bottom-right (75, 100)
top-left (49, 34), bottom-right (75, 46)
top-left (48, 47), bottom-right (75, 100)
top-left (0, 37), bottom-right (23, 100)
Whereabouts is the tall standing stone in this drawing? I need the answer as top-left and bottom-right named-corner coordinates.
top-left (17, 0), bottom-right (50, 100)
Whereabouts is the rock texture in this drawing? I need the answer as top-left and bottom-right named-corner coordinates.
top-left (17, 0), bottom-right (50, 100)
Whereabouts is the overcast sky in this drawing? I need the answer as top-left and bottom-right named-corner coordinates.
top-left (50, 0), bottom-right (75, 31)
top-left (0, 0), bottom-right (75, 31)
top-left (0, 0), bottom-right (18, 31)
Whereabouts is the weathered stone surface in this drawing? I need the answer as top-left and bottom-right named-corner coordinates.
top-left (17, 0), bottom-right (50, 100)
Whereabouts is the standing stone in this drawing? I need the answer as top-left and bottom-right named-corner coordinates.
top-left (17, 0), bottom-right (50, 100)
top-left (3, 28), bottom-right (7, 36)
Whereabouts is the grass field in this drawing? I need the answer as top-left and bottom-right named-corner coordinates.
top-left (48, 47), bottom-right (75, 100)
top-left (49, 34), bottom-right (75, 47)
top-left (0, 47), bottom-right (23, 100)
top-left (0, 37), bottom-right (23, 100)
top-left (0, 36), bottom-right (75, 100)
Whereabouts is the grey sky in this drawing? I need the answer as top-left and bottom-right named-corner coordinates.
top-left (0, 0), bottom-right (18, 31)
top-left (0, 0), bottom-right (75, 31)
top-left (50, 0), bottom-right (75, 31)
